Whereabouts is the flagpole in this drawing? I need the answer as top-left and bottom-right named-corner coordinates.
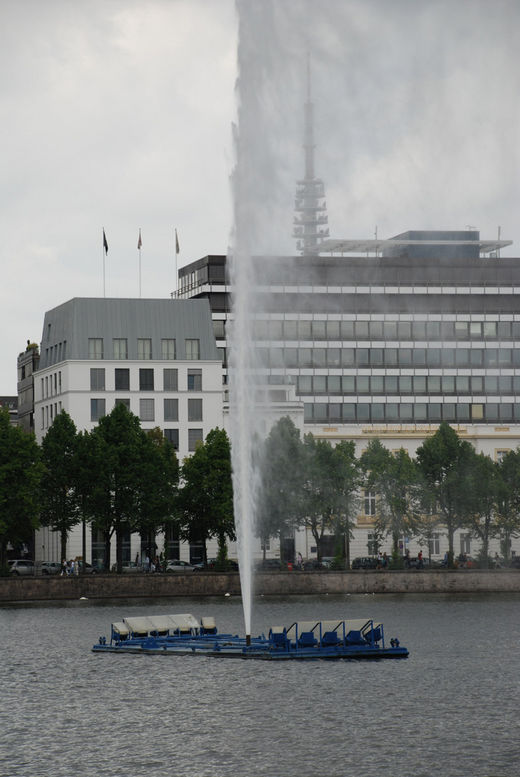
top-left (102, 227), bottom-right (107, 297)
top-left (174, 228), bottom-right (179, 296)
top-left (138, 228), bottom-right (142, 297)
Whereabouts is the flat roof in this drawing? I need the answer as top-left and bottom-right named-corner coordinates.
top-left (318, 238), bottom-right (513, 255)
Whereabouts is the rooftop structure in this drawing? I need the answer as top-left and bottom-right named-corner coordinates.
top-left (293, 57), bottom-right (329, 255)
top-left (319, 230), bottom-right (512, 258)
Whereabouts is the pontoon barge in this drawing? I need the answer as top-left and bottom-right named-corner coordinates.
top-left (92, 614), bottom-right (409, 660)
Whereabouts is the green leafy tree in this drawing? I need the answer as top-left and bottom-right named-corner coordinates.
top-left (81, 404), bottom-right (149, 572)
top-left (0, 409), bottom-right (43, 569)
top-left (39, 411), bottom-right (80, 563)
top-left (495, 450), bottom-right (520, 563)
top-left (416, 422), bottom-right (475, 567)
top-left (329, 440), bottom-right (361, 568)
top-left (177, 428), bottom-right (234, 565)
top-left (299, 435), bottom-right (359, 562)
top-left (413, 503), bottom-right (442, 563)
top-left (360, 439), bottom-right (419, 561)
top-left (137, 428), bottom-right (180, 567)
top-left (464, 451), bottom-right (499, 567)
top-left (300, 435), bottom-right (335, 561)
top-left (256, 417), bottom-right (304, 559)
top-left (75, 428), bottom-right (111, 568)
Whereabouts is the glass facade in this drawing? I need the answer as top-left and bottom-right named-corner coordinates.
top-left (179, 245), bottom-right (520, 427)
top-left (254, 318), bottom-right (520, 342)
top-left (303, 401), bottom-right (518, 424)
top-left (262, 345), bottom-right (520, 370)
top-left (256, 315), bottom-right (520, 424)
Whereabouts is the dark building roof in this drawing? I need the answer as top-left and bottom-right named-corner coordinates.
top-left (39, 297), bottom-right (219, 369)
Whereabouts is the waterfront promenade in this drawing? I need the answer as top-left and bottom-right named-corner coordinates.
top-left (2, 569), bottom-right (520, 603)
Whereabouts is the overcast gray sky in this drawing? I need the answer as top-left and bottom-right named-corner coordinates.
top-left (2, 0), bottom-right (520, 395)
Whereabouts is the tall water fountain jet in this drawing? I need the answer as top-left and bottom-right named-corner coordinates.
top-left (227, 0), bottom-right (292, 639)
top-left (227, 241), bottom-right (258, 640)
top-left (228, 0), bottom-right (349, 636)
top-left (228, 0), bottom-right (324, 637)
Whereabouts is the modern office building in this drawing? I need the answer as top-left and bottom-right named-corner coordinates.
top-left (33, 297), bottom-right (224, 566)
top-left (177, 230), bottom-right (520, 560)
top-left (178, 230), bottom-right (518, 426)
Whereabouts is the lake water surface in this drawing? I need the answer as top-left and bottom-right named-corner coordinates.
top-left (1, 593), bottom-right (519, 777)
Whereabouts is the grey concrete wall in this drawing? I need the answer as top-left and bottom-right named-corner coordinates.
top-left (2, 569), bottom-right (520, 603)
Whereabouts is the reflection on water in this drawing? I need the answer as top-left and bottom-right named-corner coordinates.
top-left (1, 594), bottom-right (519, 777)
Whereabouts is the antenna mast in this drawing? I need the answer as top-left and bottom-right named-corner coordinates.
top-left (293, 53), bottom-right (329, 255)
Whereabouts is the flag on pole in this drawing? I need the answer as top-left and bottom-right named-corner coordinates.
top-left (137, 229), bottom-right (142, 250)
top-left (103, 229), bottom-right (108, 254)
top-left (175, 229), bottom-right (180, 255)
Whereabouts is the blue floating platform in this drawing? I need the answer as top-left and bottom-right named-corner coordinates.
top-left (92, 614), bottom-right (409, 660)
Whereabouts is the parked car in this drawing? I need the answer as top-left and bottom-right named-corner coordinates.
top-left (77, 560), bottom-right (98, 574)
top-left (165, 559), bottom-right (196, 573)
top-left (40, 561), bottom-right (61, 575)
top-left (121, 561), bottom-right (142, 574)
top-left (509, 557), bottom-right (520, 569)
top-left (351, 557), bottom-right (379, 570)
top-left (194, 558), bottom-right (239, 571)
top-left (256, 558), bottom-right (282, 570)
top-left (303, 559), bottom-right (326, 571)
top-left (8, 559), bottom-right (35, 576)
top-left (320, 557), bottom-right (337, 569)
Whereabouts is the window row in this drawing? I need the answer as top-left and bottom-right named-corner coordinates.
top-left (88, 337), bottom-right (200, 360)
top-left (41, 371), bottom-right (62, 399)
top-left (303, 401), bottom-right (520, 424)
top-left (90, 398), bottom-right (203, 423)
top-left (297, 374), bottom-right (520, 396)
top-left (45, 341), bottom-right (67, 365)
top-left (40, 402), bottom-right (63, 429)
top-left (163, 428), bottom-right (204, 452)
top-left (90, 367), bottom-right (202, 392)
top-left (252, 319), bottom-right (520, 342)
top-left (260, 346), bottom-right (520, 369)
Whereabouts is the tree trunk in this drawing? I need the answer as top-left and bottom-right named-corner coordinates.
top-left (0, 539), bottom-right (7, 569)
top-left (501, 532), bottom-right (511, 563)
top-left (392, 530), bottom-right (399, 557)
top-left (104, 530), bottom-right (111, 572)
top-left (116, 525), bottom-right (123, 573)
top-left (60, 529), bottom-right (68, 565)
top-left (311, 526), bottom-right (322, 561)
top-left (481, 530), bottom-right (490, 568)
top-left (447, 521), bottom-right (455, 568)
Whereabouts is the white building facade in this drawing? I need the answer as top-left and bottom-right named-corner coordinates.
top-left (33, 297), bottom-right (225, 567)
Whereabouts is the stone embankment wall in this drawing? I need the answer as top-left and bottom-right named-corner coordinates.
top-left (1, 570), bottom-right (520, 603)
